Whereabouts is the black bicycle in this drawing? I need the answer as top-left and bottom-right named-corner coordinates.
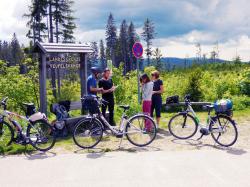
top-left (0, 97), bottom-right (56, 152)
top-left (73, 96), bottom-right (157, 149)
top-left (168, 95), bottom-right (238, 147)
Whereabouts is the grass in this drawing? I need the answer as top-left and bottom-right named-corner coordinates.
top-left (0, 108), bottom-right (249, 155)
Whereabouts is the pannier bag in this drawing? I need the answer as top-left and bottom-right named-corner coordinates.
top-left (82, 96), bottom-right (100, 114)
top-left (214, 99), bottom-right (233, 116)
top-left (166, 95), bottom-right (179, 104)
top-left (25, 104), bottom-right (36, 117)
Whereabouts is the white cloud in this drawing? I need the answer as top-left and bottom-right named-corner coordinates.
top-left (0, 0), bottom-right (29, 43)
top-left (0, 0), bottom-right (250, 61)
top-left (74, 28), bottom-right (106, 43)
top-left (154, 32), bottom-right (250, 61)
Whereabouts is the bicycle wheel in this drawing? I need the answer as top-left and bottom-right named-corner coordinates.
top-left (210, 115), bottom-right (238, 147)
top-left (27, 120), bottom-right (56, 152)
top-left (73, 118), bottom-right (103, 149)
top-left (168, 113), bottom-right (198, 139)
top-left (0, 121), bottom-right (14, 147)
top-left (125, 114), bottom-right (157, 147)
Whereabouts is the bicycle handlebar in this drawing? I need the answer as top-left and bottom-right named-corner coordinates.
top-left (1, 97), bottom-right (8, 110)
top-left (81, 95), bottom-right (109, 106)
top-left (184, 94), bottom-right (191, 104)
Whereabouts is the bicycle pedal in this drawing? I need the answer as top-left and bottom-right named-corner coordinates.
top-left (116, 134), bottom-right (123, 138)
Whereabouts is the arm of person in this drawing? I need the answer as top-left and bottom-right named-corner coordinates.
top-left (90, 86), bottom-right (103, 93)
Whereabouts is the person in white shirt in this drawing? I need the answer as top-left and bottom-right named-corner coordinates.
top-left (140, 73), bottom-right (154, 131)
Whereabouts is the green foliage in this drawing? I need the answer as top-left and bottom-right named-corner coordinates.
top-left (111, 62), bottom-right (250, 113)
top-left (0, 60), bottom-right (39, 113)
top-left (239, 70), bottom-right (250, 96)
top-left (185, 68), bottom-right (203, 101)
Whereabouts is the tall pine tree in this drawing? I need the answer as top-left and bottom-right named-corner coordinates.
top-left (119, 20), bottom-right (129, 74)
top-left (10, 33), bottom-right (24, 66)
top-left (141, 18), bottom-right (155, 66)
top-left (128, 22), bottom-right (138, 70)
top-left (99, 40), bottom-right (106, 69)
top-left (25, 0), bottom-right (48, 43)
top-left (106, 13), bottom-right (117, 67)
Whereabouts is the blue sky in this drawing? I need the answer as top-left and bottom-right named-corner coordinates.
top-left (0, 0), bottom-right (250, 61)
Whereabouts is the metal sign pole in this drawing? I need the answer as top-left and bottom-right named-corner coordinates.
top-left (137, 58), bottom-right (141, 104)
top-left (132, 42), bottom-right (143, 105)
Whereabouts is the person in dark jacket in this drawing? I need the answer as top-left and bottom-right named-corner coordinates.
top-left (151, 70), bottom-right (164, 129)
top-left (87, 67), bottom-right (103, 95)
top-left (98, 68), bottom-right (117, 126)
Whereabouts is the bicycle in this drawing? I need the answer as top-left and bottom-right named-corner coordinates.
top-left (73, 96), bottom-right (157, 149)
top-left (168, 95), bottom-right (238, 147)
top-left (0, 97), bottom-right (56, 152)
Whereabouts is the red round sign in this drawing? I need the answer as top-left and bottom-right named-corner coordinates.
top-left (132, 42), bottom-right (143, 58)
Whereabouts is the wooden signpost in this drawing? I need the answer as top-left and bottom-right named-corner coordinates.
top-left (33, 42), bottom-right (93, 114)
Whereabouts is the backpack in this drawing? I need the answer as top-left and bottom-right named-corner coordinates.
top-left (166, 95), bottom-right (179, 104)
top-left (51, 103), bottom-right (70, 137)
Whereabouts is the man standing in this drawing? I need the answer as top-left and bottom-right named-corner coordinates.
top-left (87, 67), bottom-right (103, 95)
top-left (98, 68), bottom-right (116, 126)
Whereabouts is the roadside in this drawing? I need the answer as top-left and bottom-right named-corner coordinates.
top-left (0, 149), bottom-right (250, 187)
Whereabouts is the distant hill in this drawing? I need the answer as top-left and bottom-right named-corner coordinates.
top-left (159, 57), bottom-right (226, 70)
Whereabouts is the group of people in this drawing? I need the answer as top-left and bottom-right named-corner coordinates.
top-left (87, 67), bottom-right (164, 128)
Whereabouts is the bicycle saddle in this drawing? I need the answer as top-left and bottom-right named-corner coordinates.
top-left (22, 103), bottom-right (35, 107)
top-left (205, 105), bottom-right (214, 110)
top-left (119, 105), bottom-right (130, 110)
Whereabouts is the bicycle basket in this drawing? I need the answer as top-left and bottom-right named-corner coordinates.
top-left (82, 96), bottom-right (100, 114)
top-left (214, 99), bottom-right (233, 114)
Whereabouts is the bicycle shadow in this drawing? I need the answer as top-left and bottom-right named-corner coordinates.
top-left (24, 151), bottom-right (57, 160)
top-left (156, 128), bottom-right (171, 139)
top-left (74, 144), bottom-right (162, 159)
top-left (116, 145), bottom-right (162, 153)
top-left (171, 138), bottom-right (248, 156)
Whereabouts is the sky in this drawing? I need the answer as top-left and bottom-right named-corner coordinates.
top-left (0, 0), bottom-right (250, 61)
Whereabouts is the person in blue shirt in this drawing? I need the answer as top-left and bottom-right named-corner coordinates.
top-left (87, 67), bottom-right (103, 95)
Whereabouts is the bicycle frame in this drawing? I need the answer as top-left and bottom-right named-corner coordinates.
top-left (2, 110), bottom-right (29, 131)
top-left (185, 103), bottom-right (217, 130)
top-left (93, 111), bottom-right (145, 136)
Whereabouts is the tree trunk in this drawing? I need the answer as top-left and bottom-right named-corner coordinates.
top-left (49, 1), bottom-right (57, 98)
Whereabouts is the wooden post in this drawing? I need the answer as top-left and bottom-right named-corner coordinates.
top-left (80, 53), bottom-right (87, 114)
top-left (39, 53), bottom-right (47, 115)
top-left (80, 53), bottom-right (87, 98)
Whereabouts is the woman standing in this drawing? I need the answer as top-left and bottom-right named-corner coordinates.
top-left (151, 71), bottom-right (164, 129)
top-left (140, 74), bottom-right (154, 130)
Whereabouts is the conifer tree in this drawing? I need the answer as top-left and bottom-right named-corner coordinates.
top-left (10, 33), bottom-right (24, 66)
top-left (106, 13), bottom-right (117, 67)
top-left (99, 40), bottom-right (106, 69)
top-left (128, 22), bottom-right (137, 70)
top-left (25, 0), bottom-right (48, 43)
top-left (119, 20), bottom-right (129, 74)
top-left (141, 18), bottom-right (155, 66)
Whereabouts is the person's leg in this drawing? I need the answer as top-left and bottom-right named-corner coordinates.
top-left (143, 101), bottom-right (152, 130)
top-left (108, 99), bottom-right (115, 126)
top-left (101, 100), bottom-right (108, 119)
top-left (150, 99), bottom-right (155, 117)
top-left (155, 97), bottom-right (162, 128)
